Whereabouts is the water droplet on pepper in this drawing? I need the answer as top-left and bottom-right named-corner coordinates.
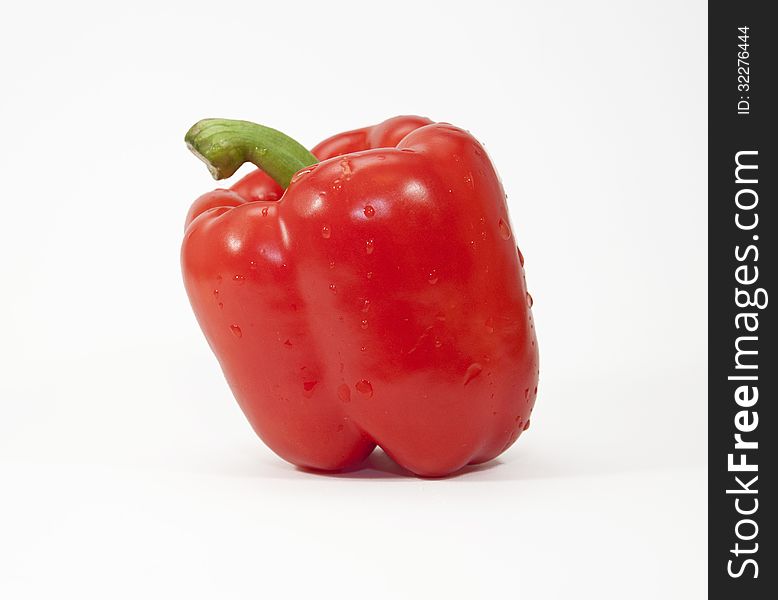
top-left (340, 158), bottom-right (352, 180)
top-left (290, 168), bottom-right (313, 184)
top-left (463, 363), bottom-right (483, 386)
top-left (355, 380), bottom-right (373, 397)
top-left (485, 317), bottom-right (495, 333)
top-left (498, 218), bottom-right (511, 240)
top-left (338, 384), bottom-right (351, 403)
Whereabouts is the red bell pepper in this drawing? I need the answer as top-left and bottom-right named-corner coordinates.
top-left (182, 116), bottom-right (539, 476)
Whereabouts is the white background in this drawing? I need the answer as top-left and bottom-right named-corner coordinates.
top-left (0, 1), bottom-right (707, 598)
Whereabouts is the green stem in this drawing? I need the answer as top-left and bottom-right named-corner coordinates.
top-left (185, 118), bottom-right (318, 188)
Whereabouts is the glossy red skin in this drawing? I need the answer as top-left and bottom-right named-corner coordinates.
top-left (182, 116), bottom-right (539, 477)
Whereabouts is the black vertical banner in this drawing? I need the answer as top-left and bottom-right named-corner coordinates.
top-left (709, 2), bottom-right (776, 597)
